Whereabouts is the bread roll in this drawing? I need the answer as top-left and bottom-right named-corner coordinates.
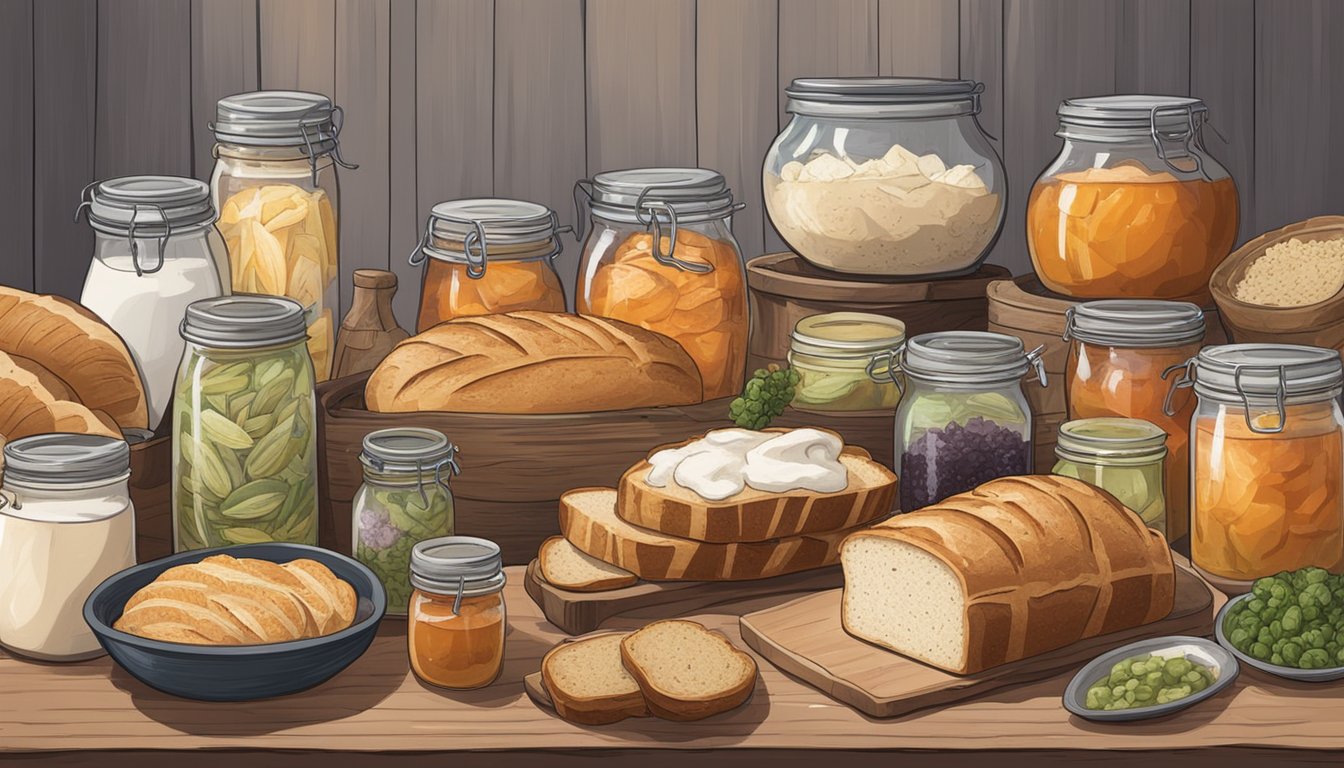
top-left (365, 311), bottom-right (703, 414)
top-left (0, 351), bottom-right (120, 445)
top-left (840, 475), bottom-right (1174, 675)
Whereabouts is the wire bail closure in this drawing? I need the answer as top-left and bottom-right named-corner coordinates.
top-left (73, 183), bottom-right (172, 278)
top-left (574, 178), bottom-right (738, 275)
top-left (865, 347), bottom-right (904, 396)
top-left (1162, 358), bottom-right (1289, 434)
top-left (1149, 104), bottom-right (1209, 180)
top-left (410, 210), bottom-right (569, 278)
top-left (1025, 345), bottom-right (1048, 387)
top-left (298, 104), bottom-right (358, 187)
top-left (365, 445), bottom-right (460, 510)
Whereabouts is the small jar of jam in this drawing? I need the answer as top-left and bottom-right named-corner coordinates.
top-left (408, 536), bottom-right (506, 690)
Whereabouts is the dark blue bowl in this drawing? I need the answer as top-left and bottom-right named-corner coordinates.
top-left (84, 543), bottom-right (386, 701)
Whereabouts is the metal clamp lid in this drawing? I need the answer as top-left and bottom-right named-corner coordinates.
top-left (410, 536), bottom-right (506, 612)
top-left (1057, 95), bottom-right (1215, 179)
top-left (210, 91), bottom-right (358, 186)
top-left (900, 331), bottom-right (1047, 387)
top-left (360, 427), bottom-right (460, 509)
top-left (409, 200), bottom-right (570, 279)
top-left (1162, 344), bottom-right (1344, 433)
top-left (74, 176), bottom-right (218, 277)
top-left (1063, 300), bottom-right (1206, 348)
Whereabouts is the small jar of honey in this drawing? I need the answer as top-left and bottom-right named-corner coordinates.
top-left (408, 536), bottom-right (507, 690)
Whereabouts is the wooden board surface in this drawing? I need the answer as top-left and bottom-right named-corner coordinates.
top-left (740, 565), bottom-right (1214, 719)
top-left (523, 559), bottom-right (844, 636)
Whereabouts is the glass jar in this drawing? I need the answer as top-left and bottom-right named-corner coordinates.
top-left (353, 428), bottom-right (459, 616)
top-left (210, 90), bottom-right (357, 382)
top-left (172, 295), bottom-right (318, 551)
top-left (763, 77), bottom-right (1006, 277)
top-left (77, 175), bottom-right (230, 432)
top-left (408, 536), bottom-right (506, 690)
top-left (895, 332), bottom-right (1046, 510)
top-left (1052, 417), bottom-right (1169, 538)
top-left (788, 312), bottom-right (905, 411)
top-left (576, 168), bottom-right (748, 400)
top-left (1027, 95), bottom-right (1239, 302)
top-left (0, 435), bottom-right (135, 661)
top-left (411, 199), bottom-right (567, 332)
top-left (1167, 344), bottom-right (1344, 583)
top-left (1065, 300), bottom-right (1205, 541)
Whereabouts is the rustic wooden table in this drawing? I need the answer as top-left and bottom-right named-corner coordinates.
top-left (3, 565), bottom-right (1341, 767)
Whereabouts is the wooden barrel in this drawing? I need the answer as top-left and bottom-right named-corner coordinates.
top-left (987, 276), bottom-right (1230, 476)
top-left (746, 253), bottom-right (1010, 371)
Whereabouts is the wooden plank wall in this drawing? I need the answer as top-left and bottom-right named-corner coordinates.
top-left (1, 0), bottom-right (1339, 332)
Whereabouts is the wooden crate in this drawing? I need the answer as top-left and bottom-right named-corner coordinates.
top-left (128, 435), bottom-right (173, 563)
top-left (745, 253), bottom-right (1009, 371)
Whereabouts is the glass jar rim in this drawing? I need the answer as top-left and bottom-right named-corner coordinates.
top-left (791, 312), bottom-right (906, 355)
top-left (1065, 300), bottom-right (1206, 347)
top-left (785, 76), bottom-right (982, 118)
top-left (180, 295), bottom-right (309, 348)
top-left (1055, 417), bottom-right (1168, 461)
top-left (410, 536), bottom-right (505, 597)
top-left (901, 331), bottom-right (1046, 386)
top-left (360, 428), bottom-right (459, 477)
top-left (583, 167), bottom-right (736, 220)
top-left (2, 434), bottom-right (130, 487)
top-left (80, 175), bottom-right (217, 233)
top-left (212, 90), bottom-right (338, 149)
top-left (1190, 343), bottom-right (1343, 401)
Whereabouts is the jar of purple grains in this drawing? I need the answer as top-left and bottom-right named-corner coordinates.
top-left (895, 331), bottom-right (1046, 510)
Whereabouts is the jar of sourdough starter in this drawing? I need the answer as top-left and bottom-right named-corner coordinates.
top-left (0, 434), bottom-right (135, 661)
top-left (408, 536), bottom-right (506, 689)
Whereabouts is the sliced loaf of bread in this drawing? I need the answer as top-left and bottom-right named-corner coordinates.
top-left (619, 619), bottom-right (757, 721)
top-left (542, 632), bottom-right (649, 725)
top-left (538, 536), bottom-right (638, 592)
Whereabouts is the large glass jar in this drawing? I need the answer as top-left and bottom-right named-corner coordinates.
top-left (763, 77), bottom-right (1006, 277)
top-left (408, 536), bottom-right (506, 690)
top-left (1028, 95), bottom-right (1238, 303)
top-left (1052, 417), bottom-right (1169, 538)
top-left (1168, 344), bottom-right (1344, 584)
top-left (0, 435), bottom-right (135, 661)
top-left (576, 168), bottom-right (748, 400)
top-left (895, 331), bottom-right (1046, 510)
top-left (77, 176), bottom-right (230, 432)
top-left (353, 427), bottom-right (458, 616)
top-left (172, 295), bottom-right (318, 551)
top-left (411, 199), bottom-right (567, 332)
top-left (210, 91), bottom-right (357, 382)
top-left (1065, 300), bottom-right (1205, 542)
top-left (788, 312), bottom-right (905, 412)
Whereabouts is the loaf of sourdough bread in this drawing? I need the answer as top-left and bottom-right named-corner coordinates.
top-left (840, 475), bottom-right (1174, 675)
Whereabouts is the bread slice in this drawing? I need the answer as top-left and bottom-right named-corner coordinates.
top-left (560, 488), bottom-right (867, 581)
top-left (618, 441), bottom-right (896, 543)
top-left (619, 620), bottom-right (757, 721)
top-left (539, 536), bottom-right (638, 592)
top-left (541, 633), bottom-right (649, 725)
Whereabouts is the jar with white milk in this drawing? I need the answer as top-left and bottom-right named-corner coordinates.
top-left (77, 176), bottom-right (230, 433)
top-left (0, 434), bottom-right (135, 661)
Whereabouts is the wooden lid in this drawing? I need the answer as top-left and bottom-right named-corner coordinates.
top-left (747, 252), bottom-right (1010, 303)
top-left (353, 269), bottom-right (398, 289)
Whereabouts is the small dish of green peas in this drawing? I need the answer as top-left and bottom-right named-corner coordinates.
top-left (1063, 636), bottom-right (1239, 722)
top-left (1215, 567), bottom-right (1344, 682)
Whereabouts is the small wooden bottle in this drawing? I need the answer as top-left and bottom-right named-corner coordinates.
top-left (333, 269), bottom-right (411, 378)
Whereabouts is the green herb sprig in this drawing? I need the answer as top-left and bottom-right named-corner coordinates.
top-left (729, 364), bottom-right (799, 430)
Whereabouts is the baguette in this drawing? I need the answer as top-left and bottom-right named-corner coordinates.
top-left (618, 439), bottom-right (896, 543)
top-left (619, 620), bottom-right (757, 721)
top-left (559, 487), bottom-right (868, 581)
top-left (840, 475), bottom-right (1175, 675)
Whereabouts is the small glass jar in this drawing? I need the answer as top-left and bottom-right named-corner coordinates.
top-left (1052, 417), bottom-right (1169, 538)
top-left (576, 168), bottom-right (748, 400)
top-left (788, 312), bottom-right (906, 412)
top-left (1167, 344), bottom-right (1344, 585)
top-left (411, 199), bottom-right (567, 332)
top-left (763, 77), bottom-right (1006, 277)
top-left (77, 175), bottom-right (230, 432)
top-left (408, 536), bottom-right (506, 690)
top-left (1027, 95), bottom-right (1238, 302)
top-left (895, 331), bottom-right (1047, 510)
top-left (353, 428), bottom-right (459, 616)
top-left (172, 295), bottom-right (318, 551)
top-left (1065, 300), bottom-right (1205, 541)
top-left (210, 90), bottom-right (357, 382)
top-left (0, 435), bottom-right (135, 661)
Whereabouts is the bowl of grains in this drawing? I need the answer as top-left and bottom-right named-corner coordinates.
top-left (1210, 216), bottom-right (1344, 352)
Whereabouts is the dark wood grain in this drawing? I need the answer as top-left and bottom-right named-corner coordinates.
top-left (1117, 0), bottom-right (1191, 94)
top-left (1191, 0), bottom-right (1255, 246)
top-left (260, 0), bottom-right (336, 94)
top-left (190, 0), bottom-right (259, 181)
top-left (878, 0), bottom-right (960, 77)
top-left (386, 0), bottom-right (419, 330)
top-left (0, 0), bottom-right (33, 291)
top-left (129, 435), bottom-right (173, 562)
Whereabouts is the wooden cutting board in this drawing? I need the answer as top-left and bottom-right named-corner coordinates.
top-left (739, 564), bottom-right (1214, 719)
top-left (524, 560), bottom-right (844, 635)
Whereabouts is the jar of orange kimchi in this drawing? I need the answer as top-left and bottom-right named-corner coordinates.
top-left (575, 169), bottom-right (748, 400)
top-left (1065, 300), bottom-right (1205, 542)
top-left (1167, 344), bottom-right (1344, 587)
top-left (411, 199), bottom-right (568, 332)
top-left (1027, 96), bottom-right (1238, 303)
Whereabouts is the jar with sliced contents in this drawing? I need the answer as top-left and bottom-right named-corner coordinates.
top-left (209, 91), bottom-right (357, 382)
top-left (894, 331), bottom-right (1046, 510)
top-left (411, 199), bottom-right (567, 332)
top-left (172, 295), bottom-right (318, 551)
top-left (408, 536), bottom-right (506, 690)
top-left (1168, 344), bottom-right (1344, 585)
top-left (353, 428), bottom-right (458, 615)
top-left (1027, 95), bottom-right (1238, 302)
top-left (575, 168), bottom-right (748, 400)
top-left (1064, 300), bottom-right (1205, 541)
top-left (788, 312), bottom-right (905, 411)
top-left (1052, 417), bottom-right (1169, 538)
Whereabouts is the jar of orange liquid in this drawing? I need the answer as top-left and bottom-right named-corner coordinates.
top-left (408, 536), bottom-right (506, 690)
top-left (1065, 300), bottom-right (1205, 542)
top-left (1027, 96), bottom-right (1238, 303)
top-left (575, 169), bottom-right (748, 400)
top-left (1167, 344), bottom-right (1344, 588)
top-left (411, 199), bottom-right (568, 332)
